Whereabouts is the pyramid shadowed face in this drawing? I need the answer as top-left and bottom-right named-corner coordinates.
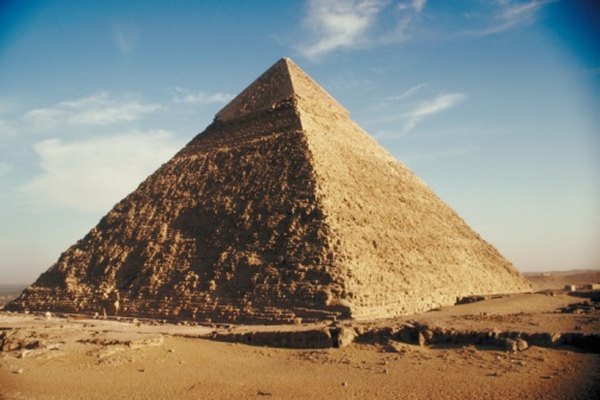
top-left (8, 58), bottom-right (530, 324)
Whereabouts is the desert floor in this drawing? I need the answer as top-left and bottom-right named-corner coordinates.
top-left (1, 270), bottom-right (599, 399)
top-left (1, 331), bottom-right (599, 400)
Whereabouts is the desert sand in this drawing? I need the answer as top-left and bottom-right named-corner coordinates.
top-left (2, 271), bottom-right (599, 399)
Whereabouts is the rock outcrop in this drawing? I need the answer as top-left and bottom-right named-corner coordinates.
top-left (8, 58), bottom-right (531, 323)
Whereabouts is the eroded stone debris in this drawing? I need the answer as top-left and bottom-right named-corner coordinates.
top-left (7, 58), bottom-right (530, 324)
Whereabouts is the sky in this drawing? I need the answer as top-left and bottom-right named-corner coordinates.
top-left (0, 0), bottom-right (598, 284)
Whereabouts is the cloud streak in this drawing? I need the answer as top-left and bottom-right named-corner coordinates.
top-left (297, 0), bottom-right (554, 57)
top-left (298, 0), bottom-right (427, 58)
top-left (23, 92), bottom-right (162, 128)
top-left (299, 0), bottom-right (385, 58)
top-left (467, 0), bottom-right (554, 37)
top-left (171, 87), bottom-right (233, 105)
top-left (403, 93), bottom-right (466, 132)
top-left (384, 83), bottom-right (426, 102)
top-left (397, 0), bottom-right (427, 13)
top-left (370, 92), bottom-right (466, 134)
top-left (20, 130), bottom-right (182, 213)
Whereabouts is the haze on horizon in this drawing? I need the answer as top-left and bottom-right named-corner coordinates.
top-left (0, 0), bottom-right (599, 285)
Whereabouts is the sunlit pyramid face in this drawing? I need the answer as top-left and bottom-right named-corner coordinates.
top-left (8, 58), bottom-right (530, 324)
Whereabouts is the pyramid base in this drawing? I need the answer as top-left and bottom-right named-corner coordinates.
top-left (6, 287), bottom-right (353, 325)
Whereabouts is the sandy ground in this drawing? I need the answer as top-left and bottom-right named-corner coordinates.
top-left (1, 271), bottom-right (599, 399)
top-left (1, 334), bottom-right (599, 400)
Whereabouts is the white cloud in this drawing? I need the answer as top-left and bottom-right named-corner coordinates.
top-left (297, 0), bottom-right (552, 57)
top-left (502, 0), bottom-right (545, 20)
top-left (171, 87), bottom-right (233, 105)
top-left (384, 83), bottom-right (426, 101)
top-left (402, 93), bottom-right (466, 132)
top-left (23, 92), bottom-right (162, 128)
top-left (371, 92), bottom-right (466, 132)
top-left (368, 83), bottom-right (426, 113)
top-left (299, 0), bottom-right (386, 58)
top-left (468, 0), bottom-right (553, 36)
top-left (298, 0), bottom-right (427, 58)
top-left (397, 0), bottom-right (427, 13)
top-left (20, 130), bottom-right (182, 213)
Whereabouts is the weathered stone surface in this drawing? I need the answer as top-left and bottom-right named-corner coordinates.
top-left (78, 333), bottom-right (164, 349)
top-left (331, 326), bottom-right (357, 348)
top-left (0, 330), bottom-right (48, 353)
top-left (505, 338), bottom-right (529, 352)
top-left (516, 338), bottom-right (529, 351)
top-left (8, 58), bottom-right (530, 323)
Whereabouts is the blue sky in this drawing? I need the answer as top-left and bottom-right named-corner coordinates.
top-left (0, 0), bottom-right (598, 284)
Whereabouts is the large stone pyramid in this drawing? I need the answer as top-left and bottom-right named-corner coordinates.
top-left (9, 58), bottom-right (530, 323)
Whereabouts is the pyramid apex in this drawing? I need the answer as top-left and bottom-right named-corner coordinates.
top-left (279, 57), bottom-right (298, 68)
top-left (215, 58), bottom-right (348, 122)
top-left (277, 56), bottom-right (294, 64)
top-left (215, 58), bottom-right (294, 122)
top-left (272, 57), bottom-right (300, 74)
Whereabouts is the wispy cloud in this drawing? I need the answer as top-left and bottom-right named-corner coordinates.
top-left (384, 83), bottom-right (426, 102)
top-left (171, 87), bottom-right (233, 105)
top-left (23, 92), bottom-right (162, 128)
top-left (371, 92), bottom-right (466, 133)
top-left (368, 83), bottom-right (426, 113)
top-left (403, 93), bottom-right (466, 132)
top-left (20, 130), bottom-right (182, 213)
top-left (397, 0), bottom-right (427, 13)
top-left (113, 22), bottom-right (139, 55)
top-left (297, 0), bottom-right (554, 57)
top-left (467, 0), bottom-right (554, 37)
top-left (299, 0), bottom-right (385, 58)
top-left (298, 0), bottom-right (427, 59)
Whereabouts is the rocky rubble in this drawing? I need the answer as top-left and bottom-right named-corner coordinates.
top-left (352, 322), bottom-right (600, 353)
top-left (0, 329), bottom-right (49, 353)
top-left (205, 317), bottom-right (600, 353)
top-left (559, 299), bottom-right (599, 314)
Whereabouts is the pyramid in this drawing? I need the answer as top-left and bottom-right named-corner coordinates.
top-left (9, 58), bottom-right (530, 323)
